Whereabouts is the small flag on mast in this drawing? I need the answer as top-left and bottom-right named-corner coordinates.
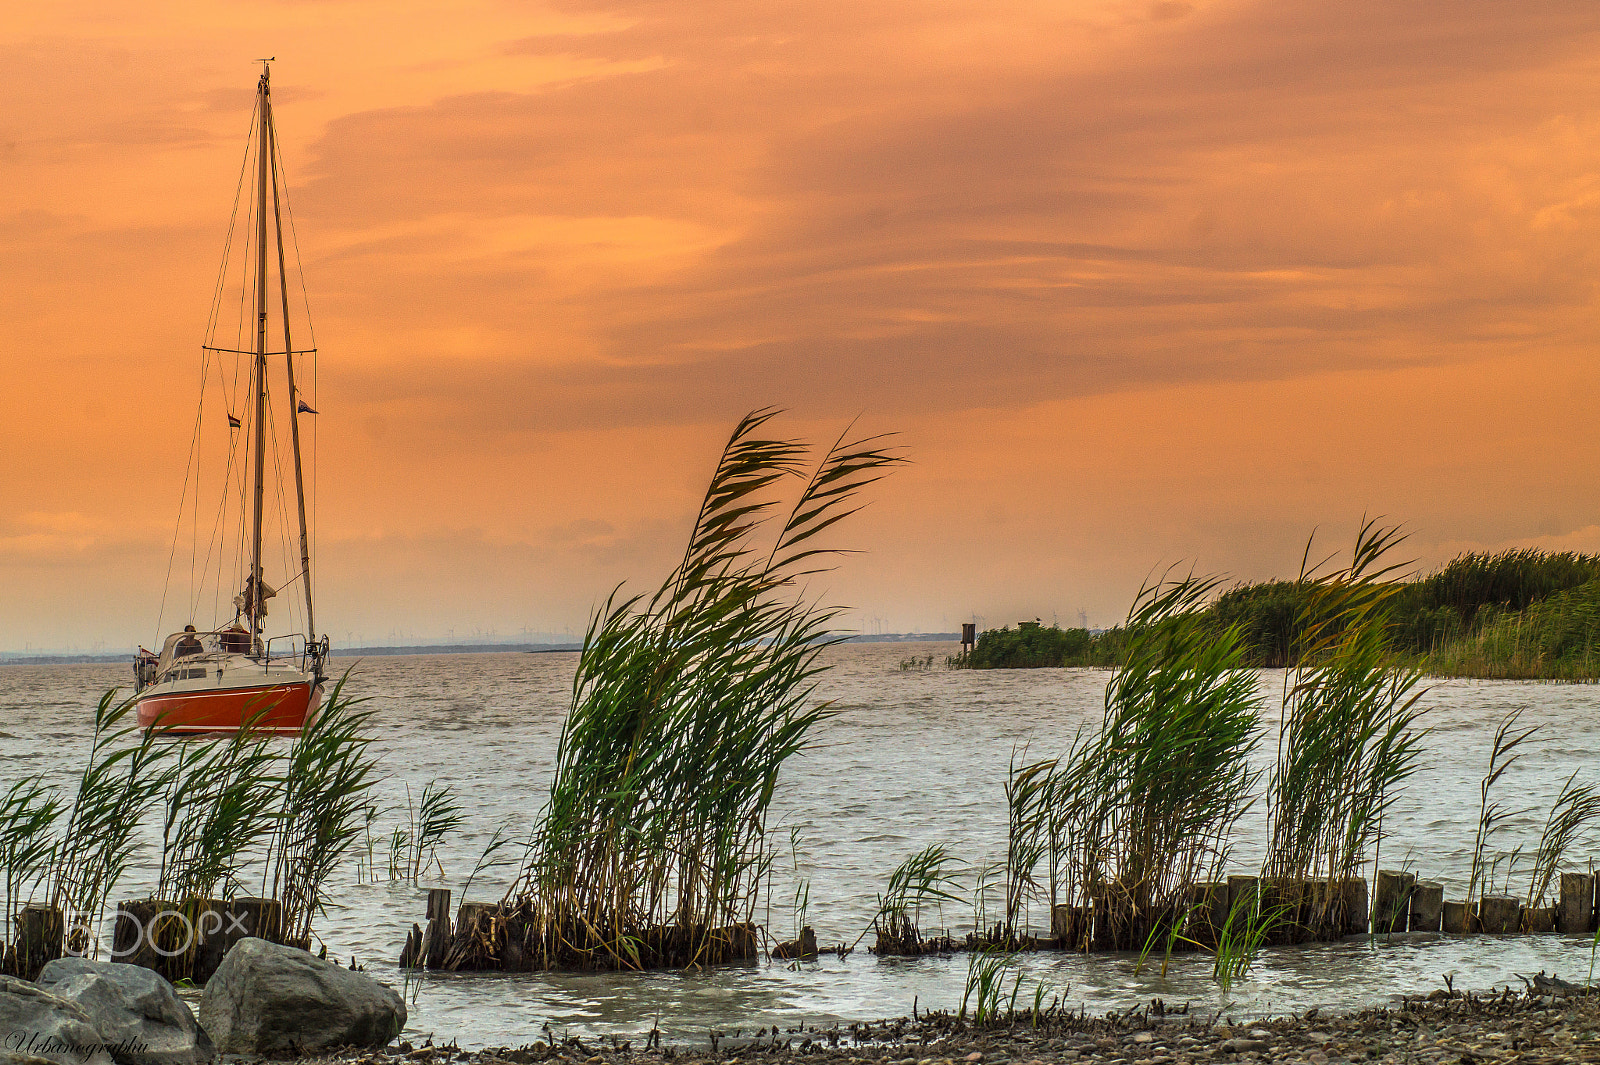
top-left (227, 413), bottom-right (242, 428)
top-left (297, 400), bottom-right (318, 415)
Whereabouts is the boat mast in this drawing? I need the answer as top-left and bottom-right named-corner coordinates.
top-left (267, 103), bottom-right (316, 646)
top-left (249, 62), bottom-right (271, 654)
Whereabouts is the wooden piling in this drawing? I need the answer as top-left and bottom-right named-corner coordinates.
top-left (192, 897), bottom-right (281, 982)
top-left (1340, 877), bottom-right (1369, 935)
top-left (1051, 903), bottom-right (1088, 949)
top-left (424, 888), bottom-right (452, 969)
top-left (1558, 872), bottom-right (1594, 934)
top-left (112, 899), bottom-right (166, 969)
top-left (1373, 870), bottom-right (1414, 933)
top-left (1441, 900), bottom-right (1470, 934)
top-left (15, 904), bottom-right (63, 981)
top-left (1523, 905), bottom-right (1556, 933)
top-left (1184, 883), bottom-right (1228, 949)
top-left (1226, 875), bottom-right (1259, 922)
top-left (1409, 881), bottom-right (1444, 932)
top-left (1478, 894), bottom-right (1521, 934)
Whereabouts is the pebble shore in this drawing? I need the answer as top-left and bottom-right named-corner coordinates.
top-left (311, 984), bottom-right (1600, 1065)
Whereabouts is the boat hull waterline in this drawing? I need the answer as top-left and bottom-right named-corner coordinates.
top-left (135, 678), bottom-right (322, 735)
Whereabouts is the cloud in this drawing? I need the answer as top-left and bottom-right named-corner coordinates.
top-left (268, 0), bottom-right (1600, 441)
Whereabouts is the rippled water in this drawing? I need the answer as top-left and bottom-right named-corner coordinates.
top-left (3, 645), bottom-right (1599, 1046)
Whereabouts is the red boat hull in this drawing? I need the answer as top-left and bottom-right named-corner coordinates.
top-left (136, 680), bottom-right (320, 735)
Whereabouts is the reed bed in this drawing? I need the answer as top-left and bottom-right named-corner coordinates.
top-left (265, 675), bottom-right (380, 948)
top-left (1261, 523), bottom-right (1429, 942)
top-left (156, 721), bottom-right (281, 902)
top-left (504, 409), bottom-right (902, 970)
top-left (50, 691), bottom-right (176, 957)
top-left (1027, 573), bottom-right (1263, 953)
top-left (0, 777), bottom-right (63, 974)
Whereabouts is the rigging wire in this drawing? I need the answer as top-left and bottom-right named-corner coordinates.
top-left (154, 95), bottom-right (260, 643)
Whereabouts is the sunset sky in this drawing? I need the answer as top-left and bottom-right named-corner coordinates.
top-left (5, 0), bottom-right (1600, 651)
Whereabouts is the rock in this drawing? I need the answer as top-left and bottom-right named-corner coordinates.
top-left (1246, 1030), bottom-right (1272, 1041)
top-left (198, 938), bottom-right (405, 1054)
top-left (35, 959), bottom-right (213, 1065)
top-left (0, 975), bottom-right (113, 1065)
top-left (1221, 1039), bottom-right (1268, 1053)
top-left (771, 927), bottom-right (819, 961)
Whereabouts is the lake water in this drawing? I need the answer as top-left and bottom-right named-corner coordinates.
top-left (2, 644), bottom-right (1599, 1047)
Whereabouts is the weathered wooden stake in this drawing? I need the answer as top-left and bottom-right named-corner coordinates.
top-left (1523, 905), bottom-right (1555, 933)
top-left (1373, 870), bottom-right (1414, 933)
top-left (399, 922), bottom-right (424, 968)
top-left (1441, 900), bottom-right (1470, 934)
top-left (1558, 872), bottom-right (1594, 934)
top-left (112, 899), bottom-right (166, 970)
top-left (16, 904), bottom-right (63, 981)
top-left (1409, 881), bottom-right (1444, 932)
top-left (424, 888), bottom-right (452, 969)
top-left (1184, 882), bottom-right (1228, 948)
top-left (1478, 894), bottom-right (1521, 934)
top-left (1226, 875), bottom-right (1259, 922)
top-left (1340, 877), bottom-right (1369, 935)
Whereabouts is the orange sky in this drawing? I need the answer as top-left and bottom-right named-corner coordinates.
top-left (5, 0), bottom-right (1600, 651)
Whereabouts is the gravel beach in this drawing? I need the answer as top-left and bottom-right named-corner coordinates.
top-left (308, 982), bottom-right (1600, 1065)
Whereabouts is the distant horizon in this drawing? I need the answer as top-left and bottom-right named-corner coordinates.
top-left (0, 629), bottom-right (966, 663)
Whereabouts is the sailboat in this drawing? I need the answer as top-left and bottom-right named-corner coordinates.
top-left (133, 63), bottom-right (328, 735)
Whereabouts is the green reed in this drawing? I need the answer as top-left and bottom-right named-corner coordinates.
top-left (50, 690), bottom-right (176, 954)
top-left (0, 777), bottom-right (64, 954)
top-left (1467, 709), bottom-right (1539, 912)
top-left (511, 409), bottom-right (902, 969)
top-left (1057, 573), bottom-right (1263, 951)
top-left (264, 675), bottom-right (379, 947)
top-left (1262, 522), bottom-right (1429, 941)
top-left (1003, 750), bottom-right (1053, 937)
top-left (1527, 770), bottom-right (1600, 909)
top-left (156, 716), bottom-right (281, 901)
top-left (863, 843), bottom-right (964, 950)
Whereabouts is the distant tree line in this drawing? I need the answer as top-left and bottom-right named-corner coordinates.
top-left (962, 548), bottom-right (1600, 679)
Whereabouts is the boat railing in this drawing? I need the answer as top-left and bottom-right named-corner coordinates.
top-left (264, 633), bottom-right (305, 667)
top-left (264, 633), bottom-right (328, 677)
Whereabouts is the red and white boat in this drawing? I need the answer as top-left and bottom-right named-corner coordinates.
top-left (133, 63), bottom-right (328, 735)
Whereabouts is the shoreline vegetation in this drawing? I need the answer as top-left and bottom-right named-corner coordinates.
top-left (958, 547), bottom-right (1600, 680)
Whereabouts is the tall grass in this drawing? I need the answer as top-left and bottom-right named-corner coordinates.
top-left (1262, 523), bottom-right (1429, 941)
top-left (0, 778), bottom-right (64, 959)
top-left (1526, 771), bottom-right (1600, 909)
top-left (407, 782), bottom-right (463, 882)
top-left (1043, 573), bottom-right (1263, 951)
top-left (510, 410), bottom-right (902, 970)
top-left (156, 721), bottom-right (281, 901)
top-left (265, 675), bottom-right (379, 947)
top-left (1467, 710), bottom-right (1539, 912)
top-left (1003, 752), bottom-right (1053, 938)
top-left (50, 691), bottom-right (176, 955)
top-left (864, 844), bottom-right (964, 951)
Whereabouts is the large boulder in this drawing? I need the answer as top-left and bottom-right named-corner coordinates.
top-left (36, 959), bottom-right (213, 1065)
top-left (0, 975), bottom-right (113, 1065)
top-left (198, 938), bottom-right (405, 1054)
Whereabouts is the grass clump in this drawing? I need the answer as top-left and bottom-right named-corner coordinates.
top-left (964, 625), bottom-right (1106, 669)
top-left (1035, 573), bottom-right (1264, 953)
top-left (864, 844), bottom-right (964, 954)
top-left (50, 691), bottom-right (176, 957)
top-left (0, 777), bottom-right (64, 973)
top-left (1261, 522), bottom-right (1429, 942)
top-left (264, 675), bottom-right (380, 948)
top-left (507, 409), bottom-right (902, 970)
